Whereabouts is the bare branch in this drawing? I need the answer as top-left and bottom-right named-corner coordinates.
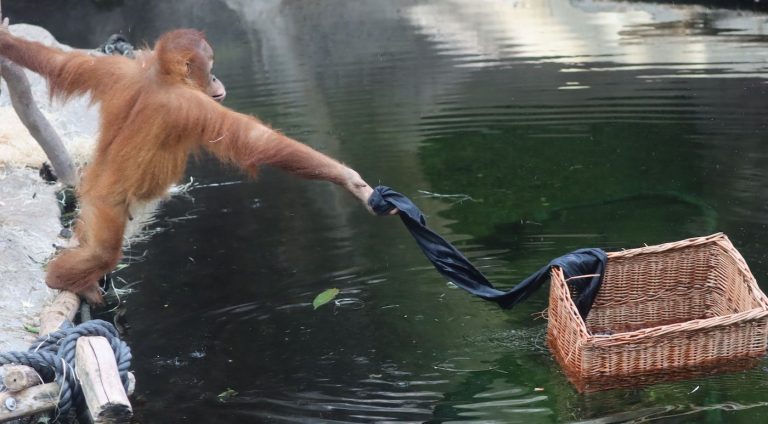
top-left (0, 0), bottom-right (78, 185)
top-left (0, 59), bottom-right (79, 185)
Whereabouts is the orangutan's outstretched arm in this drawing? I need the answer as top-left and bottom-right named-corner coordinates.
top-left (198, 99), bottom-right (374, 208)
top-left (0, 21), bottom-right (128, 101)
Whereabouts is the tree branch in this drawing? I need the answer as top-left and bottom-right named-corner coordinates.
top-left (0, 0), bottom-right (78, 186)
top-left (0, 58), bottom-right (79, 186)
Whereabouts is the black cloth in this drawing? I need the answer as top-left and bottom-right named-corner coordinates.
top-left (368, 186), bottom-right (606, 318)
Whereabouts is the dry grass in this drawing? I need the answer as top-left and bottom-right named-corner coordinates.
top-left (0, 108), bottom-right (96, 168)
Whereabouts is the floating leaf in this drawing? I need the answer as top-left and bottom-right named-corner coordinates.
top-left (24, 324), bottom-right (40, 334)
top-left (217, 388), bottom-right (238, 402)
top-left (313, 288), bottom-right (340, 310)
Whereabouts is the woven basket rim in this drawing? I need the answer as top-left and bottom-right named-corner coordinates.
top-left (550, 232), bottom-right (768, 345)
top-left (589, 308), bottom-right (768, 347)
top-left (605, 232), bottom-right (724, 259)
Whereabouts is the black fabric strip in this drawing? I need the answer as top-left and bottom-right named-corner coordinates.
top-left (369, 186), bottom-right (606, 318)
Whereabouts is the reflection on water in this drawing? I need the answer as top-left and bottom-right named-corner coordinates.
top-left (407, 0), bottom-right (768, 76)
top-left (8, 0), bottom-right (768, 422)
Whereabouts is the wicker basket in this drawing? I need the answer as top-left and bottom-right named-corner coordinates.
top-left (547, 233), bottom-right (768, 392)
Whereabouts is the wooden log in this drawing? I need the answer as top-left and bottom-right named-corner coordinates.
top-left (0, 365), bottom-right (136, 423)
top-left (1, 365), bottom-right (42, 392)
top-left (75, 336), bottom-right (132, 424)
top-left (39, 291), bottom-right (80, 336)
top-left (0, 382), bottom-right (58, 422)
top-left (6, 290), bottom-right (136, 421)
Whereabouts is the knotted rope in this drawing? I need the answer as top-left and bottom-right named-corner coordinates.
top-left (0, 319), bottom-right (132, 421)
top-left (98, 34), bottom-right (135, 58)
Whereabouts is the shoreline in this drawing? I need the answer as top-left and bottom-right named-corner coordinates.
top-left (0, 166), bottom-right (61, 351)
top-left (0, 24), bottom-right (98, 351)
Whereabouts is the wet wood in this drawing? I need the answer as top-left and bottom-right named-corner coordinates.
top-left (0, 382), bottom-right (58, 422)
top-left (76, 336), bottom-right (132, 424)
top-left (0, 365), bottom-right (135, 422)
top-left (39, 291), bottom-right (80, 336)
top-left (1, 365), bottom-right (42, 392)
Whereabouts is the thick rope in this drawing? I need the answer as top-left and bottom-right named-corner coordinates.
top-left (98, 34), bottom-right (135, 58)
top-left (0, 319), bottom-right (132, 421)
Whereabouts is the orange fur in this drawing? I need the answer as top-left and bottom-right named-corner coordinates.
top-left (0, 29), bottom-right (363, 304)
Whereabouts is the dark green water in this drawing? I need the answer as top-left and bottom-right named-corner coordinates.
top-left (9, 0), bottom-right (768, 422)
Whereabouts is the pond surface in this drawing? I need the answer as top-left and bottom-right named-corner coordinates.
top-left (9, 0), bottom-right (768, 422)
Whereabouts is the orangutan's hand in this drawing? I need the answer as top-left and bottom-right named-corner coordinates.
top-left (343, 168), bottom-right (397, 216)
